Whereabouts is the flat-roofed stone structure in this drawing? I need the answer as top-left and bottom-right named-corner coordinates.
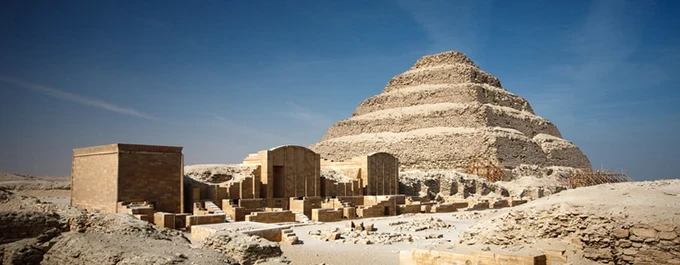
top-left (71, 143), bottom-right (184, 213)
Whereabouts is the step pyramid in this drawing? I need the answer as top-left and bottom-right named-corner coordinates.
top-left (309, 51), bottom-right (591, 173)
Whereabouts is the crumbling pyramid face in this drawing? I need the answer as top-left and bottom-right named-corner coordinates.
top-left (310, 51), bottom-right (591, 173)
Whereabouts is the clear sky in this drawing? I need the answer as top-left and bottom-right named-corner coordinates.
top-left (1, 0), bottom-right (678, 180)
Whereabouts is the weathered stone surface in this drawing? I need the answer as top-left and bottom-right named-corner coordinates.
top-left (202, 231), bottom-right (288, 265)
top-left (310, 51), bottom-right (591, 174)
top-left (631, 227), bottom-right (658, 239)
top-left (613, 228), bottom-right (629, 239)
top-left (654, 224), bottom-right (676, 232)
top-left (660, 231), bottom-right (678, 240)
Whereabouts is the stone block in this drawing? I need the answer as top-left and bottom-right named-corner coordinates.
top-left (343, 207), bottom-right (356, 219)
top-left (312, 208), bottom-right (343, 222)
top-left (153, 212), bottom-right (176, 229)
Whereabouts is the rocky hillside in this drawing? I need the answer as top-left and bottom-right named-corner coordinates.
top-left (456, 180), bottom-right (680, 264)
top-left (310, 51), bottom-right (591, 174)
top-left (0, 188), bottom-right (289, 265)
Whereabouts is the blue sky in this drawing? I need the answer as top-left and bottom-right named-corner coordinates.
top-left (1, 0), bottom-right (678, 180)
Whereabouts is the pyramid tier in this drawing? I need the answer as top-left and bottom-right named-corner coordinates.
top-left (353, 83), bottom-right (534, 116)
top-left (533, 134), bottom-right (591, 167)
top-left (382, 60), bottom-right (501, 93)
top-left (323, 102), bottom-right (560, 141)
top-left (310, 127), bottom-right (591, 170)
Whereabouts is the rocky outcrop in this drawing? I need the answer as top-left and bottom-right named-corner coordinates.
top-left (202, 231), bottom-right (289, 265)
top-left (0, 188), bottom-right (288, 265)
top-left (310, 51), bottom-right (591, 174)
top-left (458, 180), bottom-right (680, 264)
top-left (184, 164), bottom-right (259, 184)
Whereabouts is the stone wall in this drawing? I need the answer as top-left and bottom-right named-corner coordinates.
top-left (117, 146), bottom-right (183, 213)
top-left (245, 211), bottom-right (296, 223)
top-left (400, 249), bottom-right (548, 265)
top-left (186, 214), bottom-right (225, 227)
top-left (430, 203), bottom-right (459, 213)
top-left (312, 209), bottom-right (343, 222)
top-left (357, 206), bottom-right (384, 218)
top-left (71, 147), bottom-right (118, 213)
top-left (397, 205), bottom-right (421, 215)
top-left (153, 212), bottom-right (175, 229)
top-left (289, 197), bottom-right (322, 218)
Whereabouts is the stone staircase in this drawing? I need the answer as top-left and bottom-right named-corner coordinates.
top-left (337, 198), bottom-right (357, 209)
top-left (203, 200), bottom-right (232, 223)
top-left (119, 201), bottom-right (155, 222)
top-left (292, 211), bottom-right (310, 223)
top-left (281, 228), bottom-right (301, 245)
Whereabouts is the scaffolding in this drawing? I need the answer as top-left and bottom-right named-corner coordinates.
top-left (465, 157), bottom-right (505, 183)
top-left (568, 169), bottom-right (632, 188)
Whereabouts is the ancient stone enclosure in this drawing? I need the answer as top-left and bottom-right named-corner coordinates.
top-left (70, 142), bottom-right (527, 241)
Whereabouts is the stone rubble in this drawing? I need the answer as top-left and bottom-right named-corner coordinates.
top-left (309, 226), bottom-right (443, 245)
top-left (388, 217), bottom-right (453, 232)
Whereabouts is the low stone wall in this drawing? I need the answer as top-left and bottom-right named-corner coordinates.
top-left (343, 207), bottom-right (356, 219)
top-left (153, 212), bottom-right (175, 229)
top-left (312, 208), bottom-right (343, 222)
top-left (289, 197), bottom-right (322, 218)
top-left (400, 249), bottom-right (548, 265)
top-left (430, 203), bottom-right (458, 213)
top-left (186, 214), bottom-right (225, 227)
top-left (509, 199), bottom-right (527, 207)
top-left (397, 204), bottom-right (421, 215)
top-left (467, 201), bottom-right (490, 210)
top-left (245, 211), bottom-right (296, 223)
top-left (242, 226), bottom-right (285, 242)
top-left (357, 206), bottom-right (384, 218)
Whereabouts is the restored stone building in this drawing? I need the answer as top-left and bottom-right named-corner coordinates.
top-left (242, 145), bottom-right (321, 208)
top-left (321, 152), bottom-right (399, 196)
top-left (71, 143), bottom-right (184, 214)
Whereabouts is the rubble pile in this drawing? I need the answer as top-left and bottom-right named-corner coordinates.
top-left (388, 217), bottom-right (453, 232)
top-left (309, 225), bottom-right (443, 245)
top-left (450, 210), bottom-right (498, 220)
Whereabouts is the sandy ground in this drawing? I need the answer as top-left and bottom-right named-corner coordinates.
top-left (280, 211), bottom-right (495, 265)
top-left (14, 189), bottom-right (70, 205)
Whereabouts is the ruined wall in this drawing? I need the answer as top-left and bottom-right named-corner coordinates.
top-left (71, 145), bottom-right (119, 213)
top-left (117, 145), bottom-right (183, 213)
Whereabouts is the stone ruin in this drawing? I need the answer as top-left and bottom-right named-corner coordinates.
top-left (310, 51), bottom-right (591, 176)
